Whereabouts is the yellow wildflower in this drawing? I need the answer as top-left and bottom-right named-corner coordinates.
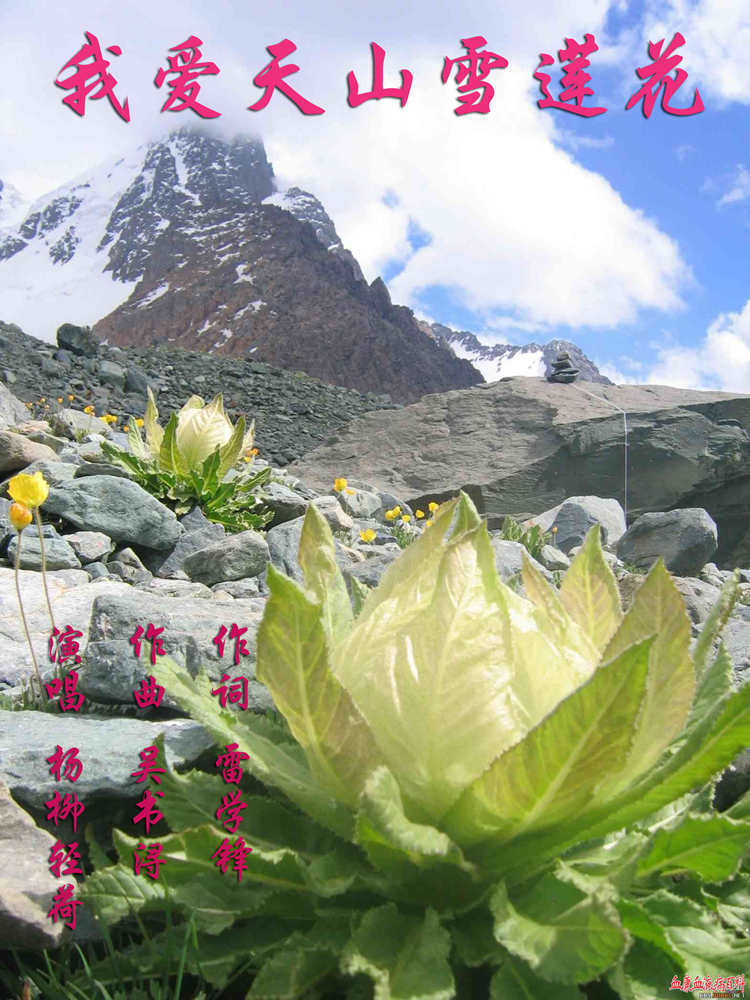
top-left (8, 471), bottom-right (49, 509)
top-left (57, 397), bottom-right (63, 404)
top-left (39, 397), bottom-right (45, 403)
top-left (552, 526), bottom-right (558, 533)
top-left (428, 501), bottom-right (439, 512)
top-left (360, 528), bottom-right (376, 543)
top-left (333, 477), bottom-right (348, 492)
top-left (123, 424), bottom-right (129, 433)
top-left (425, 519), bottom-right (434, 527)
top-left (251, 447), bottom-right (258, 455)
top-left (345, 488), bottom-right (355, 495)
top-left (68, 394), bottom-right (74, 401)
top-left (102, 414), bottom-right (117, 425)
top-left (83, 405), bottom-right (95, 415)
top-left (9, 503), bottom-right (32, 531)
top-left (136, 418), bottom-right (144, 427)
top-left (384, 506), bottom-right (402, 521)
top-left (401, 514), bottom-right (411, 523)
top-left (416, 510), bottom-right (424, 519)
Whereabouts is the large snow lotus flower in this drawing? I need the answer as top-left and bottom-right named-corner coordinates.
top-left (137, 492), bottom-right (750, 997)
top-left (132, 386), bottom-right (254, 476)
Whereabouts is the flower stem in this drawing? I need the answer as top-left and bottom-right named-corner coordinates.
top-left (14, 528), bottom-right (46, 702)
top-left (34, 509), bottom-right (57, 636)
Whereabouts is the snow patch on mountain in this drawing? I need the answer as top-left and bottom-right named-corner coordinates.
top-left (0, 180), bottom-right (31, 229)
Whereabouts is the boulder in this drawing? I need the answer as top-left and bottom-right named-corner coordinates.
top-left (265, 515), bottom-right (363, 585)
top-left (56, 322), bottom-right (100, 356)
top-left (0, 431), bottom-right (58, 472)
top-left (287, 379), bottom-right (750, 568)
top-left (77, 588), bottom-right (273, 710)
top-left (523, 496), bottom-right (627, 552)
top-left (42, 476), bottom-right (183, 550)
top-left (0, 384), bottom-right (31, 430)
top-left (0, 778), bottom-right (70, 950)
top-left (182, 530), bottom-right (269, 586)
top-left (490, 539), bottom-right (554, 583)
top-left (617, 509), bottom-right (718, 577)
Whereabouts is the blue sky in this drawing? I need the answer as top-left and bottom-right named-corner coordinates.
top-left (1, 0), bottom-right (749, 391)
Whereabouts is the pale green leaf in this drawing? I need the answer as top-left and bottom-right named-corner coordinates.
top-left (333, 513), bottom-right (527, 822)
top-left (621, 889), bottom-right (750, 977)
top-left (354, 766), bottom-right (485, 911)
top-left (693, 570), bottom-right (741, 680)
top-left (126, 415), bottom-right (150, 461)
top-left (598, 561), bottom-right (694, 796)
top-left (558, 525), bottom-right (622, 654)
top-left (341, 905), bottom-right (455, 1000)
top-left (257, 564), bottom-right (383, 808)
top-left (442, 639), bottom-right (651, 854)
top-left (705, 874), bottom-right (750, 932)
top-left (149, 656), bottom-right (355, 839)
top-left (491, 954), bottom-right (586, 999)
top-left (176, 393), bottom-right (233, 470)
top-left (248, 947), bottom-right (340, 999)
top-left (489, 873), bottom-right (629, 984)
top-left (635, 812), bottom-right (750, 883)
top-left (216, 412), bottom-right (248, 479)
top-left (298, 502), bottom-right (353, 644)
top-left (144, 385), bottom-right (164, 457)
top-left (159, 411), bottom-right (188, 476)
top-left (606, 939), bottom-right (681, 1000)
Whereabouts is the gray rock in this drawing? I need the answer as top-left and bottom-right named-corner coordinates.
top-left (54, 408), bottom-right (110, 439)
top-left (74, 462), bottom-right (131, 479)
top-left (337, 487), bottom-right (382, 519)
top-left (42, 476), bottom-right (183, 550)
top-left (13, 458), bottom-right (78, 487)
top-left (673, 578), bottom-right (723, 625)
top-left (56, 322), bottom-right (100, 356)
top-left (263, 482), bottom-right (309, 526)
top-left (124, 366), bottom-right (155, 394)
top-left (211, 578), bottom-right (262, 598)
top-left (107, 561), bottom-right (152, 584)
top-left (310, 495), bottom-right (353, 532)
top-left (0, 778), bottom-right (69, 950)
top-left (7, 532), bottom-right (82, 571)
top-left (0, 573), bottom-right (132, 688)
top-left (0, 383), bottom-right (30, 430)
top-left (721, 619), bottom-right (750, 673)
top-left (287, 380), bottom-right (750, 568)
top-left (98, 359), bottom-right (126, 390)
top-left (182, 530), bottom-right (269, 586)
top-left (617, 509), bottom-right (718, 577)
top-left (343, 549), bottom-right (400, 590)
top-left (525, 497), bottom-right (627, 553)
top-left (135, 578), bottom-right (214, 599)
top-left (63, 531), bottom-right (114, 564)
top-left (78, 589), bottom-right (273, 710)
top-left (0, 713), bottom-right (216, 810)
top-left (491, 539), bottom-right (554, 583)
top-left (0, 431), bottom-right (58, 472)
top-left (537, 544), bottom-right (571, 571)
top-left (138, 520), bottom-right (226, 579)
top-left (266, 516), bottom-right (362, 584)
top-left (86, 562), bottom-right (110, 580)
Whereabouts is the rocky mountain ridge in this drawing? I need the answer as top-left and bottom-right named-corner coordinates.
top-left (425, 323), bottom-right (612, 384)
top-left (0, 128), bottom-right (481, 404)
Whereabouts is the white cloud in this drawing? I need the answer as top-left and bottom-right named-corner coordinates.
top-left (0, 0), bottom-right (693, 337)
top-left (638, 0), bottom-right (750, 105)
top-left (636, 298), bottom-right (750, 392)
top-left (716, 164), bottom-right (750, 207)
top-left (676, 144), bottom-right (694, 162)
top-left (556, 133), bottom-right (616, 151)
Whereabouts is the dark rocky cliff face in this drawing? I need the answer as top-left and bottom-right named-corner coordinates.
top-left (94, 193), bottom-right (483, 404)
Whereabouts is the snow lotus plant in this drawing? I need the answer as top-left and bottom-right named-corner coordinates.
top-left (100, 387), bottom-right (273, 530)
top-left (81, 493), bottom-right (750, 999)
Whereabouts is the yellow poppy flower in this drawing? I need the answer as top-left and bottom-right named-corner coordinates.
top-left (334, 477), bottom-right (348, 492)
top-left (8, 471), bottom-right (49, 509)
top-left (428, 501), bottom-right (439, 513)
top-left (401, 515), bottom-right (411, 523)
top-left (9, 503), bottom-right (32, 531)
top-left (360, 528), bottom-right (376, 543)
top-left (416, 510), bottom-right (424, 519)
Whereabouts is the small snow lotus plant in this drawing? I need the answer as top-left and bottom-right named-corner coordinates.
top-left (81, 494), bottom-right (750, 998)
top-left (101, 388), bottom-right (273, 531)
